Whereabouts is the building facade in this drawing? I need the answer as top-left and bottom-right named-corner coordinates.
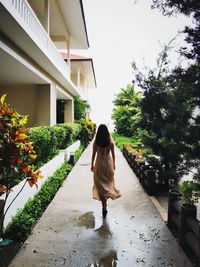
top-left (0, 0), bottom-right (95, 127)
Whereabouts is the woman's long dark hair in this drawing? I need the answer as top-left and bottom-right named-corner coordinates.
top-left (95, 124), bottom-right (111, 147)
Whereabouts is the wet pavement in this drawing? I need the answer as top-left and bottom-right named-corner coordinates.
top-left (9, 144), bottom-right (193, 267)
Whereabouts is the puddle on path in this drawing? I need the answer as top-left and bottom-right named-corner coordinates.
top-left (75, 212), bottom-right (112, 238)
top-left (76, 212), bottom-right (95, 229)
top-left (94, 218), bottom-right (112, 238)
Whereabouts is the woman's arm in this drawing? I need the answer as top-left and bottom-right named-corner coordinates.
top-left (110, 142), bottom-right (116, 170)
top-left (91, 142), bottom-right (97, 172)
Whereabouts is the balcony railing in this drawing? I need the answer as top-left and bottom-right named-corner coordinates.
top-left (1, 0), bottom-right (71, 80)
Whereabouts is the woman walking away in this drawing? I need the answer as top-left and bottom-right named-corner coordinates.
top-left (91, 124), bottom-right (121, 217)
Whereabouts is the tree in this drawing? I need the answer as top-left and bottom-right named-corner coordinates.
top-left (112, 84), bottom-right (142, 136)
top-left (133, 43), bottom-right (196, 183)
top-left (0, 95), bottom-right (42, 235)
top-left (152, 0), bottom-right (200, 61)
top-left (150, 0), bottom-right (200, 181)
top-left (74, 96), bottom-right (90, 120)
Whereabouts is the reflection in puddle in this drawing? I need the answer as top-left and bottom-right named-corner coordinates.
top-left (76, 212), bottom-right (95, 229)
top-left (88, 250), bottom-right (118, 267)
top-left (94, 218), bottom-right (112, 238)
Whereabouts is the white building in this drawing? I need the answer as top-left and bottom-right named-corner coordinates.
top-left (0, 0), bottom-right (96, 127)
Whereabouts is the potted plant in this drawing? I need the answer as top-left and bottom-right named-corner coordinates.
top-left (179, 180), bottom-right (200, 217)
top-left (180, 180), bottom-right (200, 205)
top-left (0, 94), bottom-right (42, 245)
top-left (179, 180), bottom-right (200, 248)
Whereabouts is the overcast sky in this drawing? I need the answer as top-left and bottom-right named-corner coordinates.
top-left (80, 0), bottom-right (192, 129)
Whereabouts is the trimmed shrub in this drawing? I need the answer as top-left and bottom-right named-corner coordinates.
top-left (67, 122), bottom-right (82, 142)
top-left (57, 122), bottom-right (81, 149)
top-left (49, 125), bottom-right (66, 150)
top-left (28, 123), bottom-right (82, 167)
top-left (77, 119), bottom-right (96, 147)
top-left (28, 126), bottom-right (59, 167)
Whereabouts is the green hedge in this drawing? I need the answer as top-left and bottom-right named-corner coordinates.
top-left (28, 126), bottom-right (59, 167)
top-left (28, 123), bottom-right (81, 167)
top-left (12, 121), bottom-right (93, 186)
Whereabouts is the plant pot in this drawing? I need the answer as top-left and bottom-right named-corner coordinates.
top-left (0, 199), bottom-right (4, 238)
top-left (181, 203), bottom-right (197, 218)
top-left (167, 189), bottom-right (182, 230)
top-left (146, 169), bottom-right (156, 196)
top-left (180, 203), bottom-right (197, 248)
top-left (169, 179), bottom-right (178, 190)
top-left (169, 189), bottom-right (181, 201)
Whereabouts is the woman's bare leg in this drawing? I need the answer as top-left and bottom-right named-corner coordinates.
top-left (100, 196), bottom-right (107, 217)
top-left (102, 198), bottom-right (107, 210)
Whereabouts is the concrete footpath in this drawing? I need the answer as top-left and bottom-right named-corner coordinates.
top-left (10, 144), bottom-right (193, 267)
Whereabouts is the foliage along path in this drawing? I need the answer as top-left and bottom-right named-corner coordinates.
top-left (10, 144), bottom-right (192, 267)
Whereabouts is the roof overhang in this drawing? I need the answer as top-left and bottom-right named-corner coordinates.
top-left (61, 53), bottom-right (97, 88)
top-left (28, 0), bottom-right (89, 49)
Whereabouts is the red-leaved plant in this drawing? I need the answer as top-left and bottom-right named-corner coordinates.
top-left (0, 94), bottom-right (42, 233)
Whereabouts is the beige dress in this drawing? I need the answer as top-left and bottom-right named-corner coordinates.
top-left (93, 143), bottom-right (121, 201)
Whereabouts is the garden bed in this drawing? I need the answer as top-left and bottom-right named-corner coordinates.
top-left (0, 145), bottom-right (84, 267)
top-left (0, 141), bottom-right (81, 228)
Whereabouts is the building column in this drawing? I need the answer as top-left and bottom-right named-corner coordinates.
top-left (77, 67), bottom-right (81, 89)
top-left (50, 83), bottom-right (57, 125)
top-left (43, 0), bottom-right (50, 35)
top-left (36, 84), bottom-right (51, 125)
top-left (67, 40), bottom-right (71, 70)
top-left (64, 99), bottom-right (74, 122)
top-left (84, 79), bottom-right (88, 99)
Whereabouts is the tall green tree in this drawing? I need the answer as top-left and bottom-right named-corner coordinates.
top-left (133, 43), bottom-right (196, 183)
top-left (74, 96), bottom-right (90, 120)
top-left (150, 0), bottom-right (200, 180)
top-left (112, 84), bottom-right (142, 136)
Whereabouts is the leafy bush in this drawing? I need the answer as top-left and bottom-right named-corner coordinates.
top-left (49, 125), bottom-right (66, 150)
top-left (28, 123), bottom-right (82, 167)
top-left (55, 124), bottom-right (73, 149)
top-left (57, 122), bottom-right (81, 148)
top-left (77, 119), bottom-right (96, 147)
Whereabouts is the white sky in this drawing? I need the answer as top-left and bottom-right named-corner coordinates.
top-left (79, 0), bottom-right (192, 129)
